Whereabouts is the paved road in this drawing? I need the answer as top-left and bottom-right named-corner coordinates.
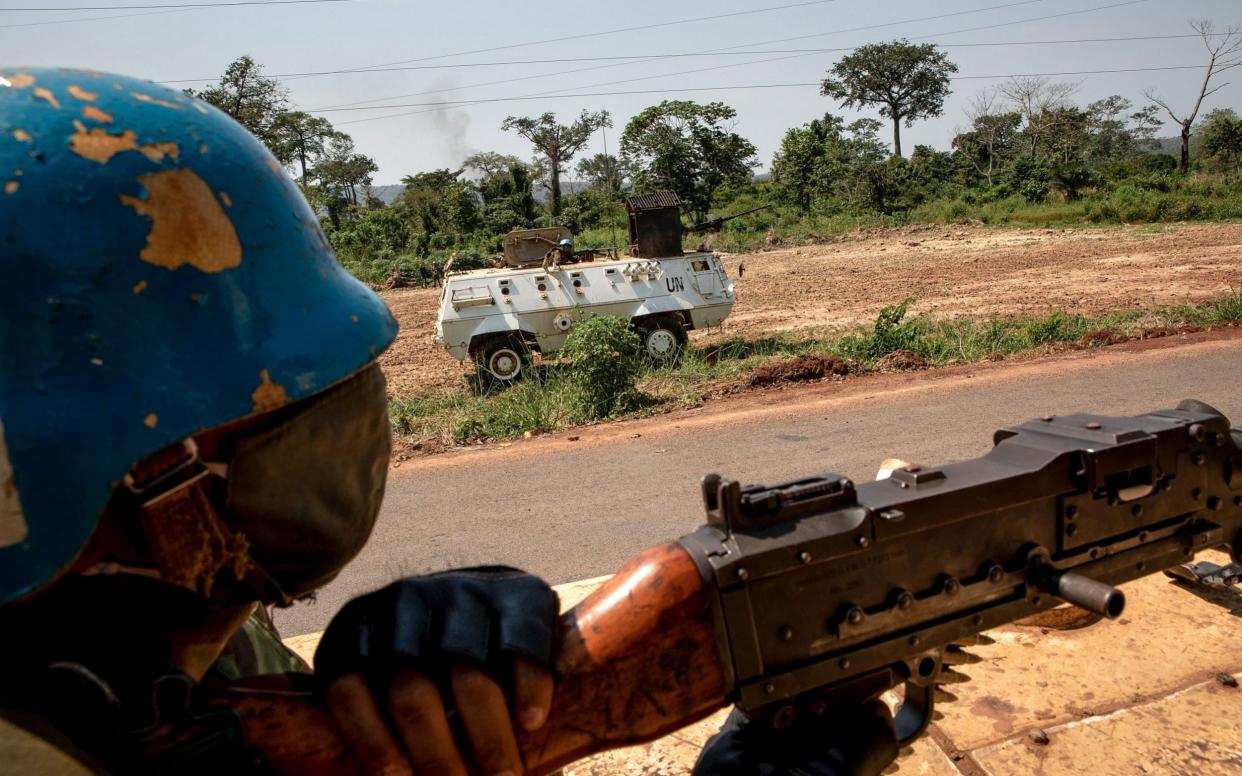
top-left (276, 333), bottom-right (1242, 636)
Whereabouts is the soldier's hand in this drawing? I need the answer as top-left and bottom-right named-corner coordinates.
top-left (314, 568), bottom-right (559, 775)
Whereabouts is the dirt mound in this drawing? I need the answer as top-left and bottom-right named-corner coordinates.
top-left (384, 270), bottom-right (412, 290)
top-left (1141, 324), bottom-right (1204, 339)
top-left (1080, 330), bottom-right (1129, 348)
top-left (873, 349), bottom-right (929, 372)
top-left (751, 354), bottom-right (849, 386)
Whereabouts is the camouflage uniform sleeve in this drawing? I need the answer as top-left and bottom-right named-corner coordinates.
top-left (208, 607), bottom-right (311, 683)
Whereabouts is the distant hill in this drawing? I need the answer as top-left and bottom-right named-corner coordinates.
top-left (361, 180), bottom-right (591, 205)
top-left (363, 184), bottom-right (405, 205)
top-left (361, 176), bottom-right (768, 205)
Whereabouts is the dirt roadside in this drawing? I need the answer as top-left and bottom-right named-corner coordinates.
top-left (388, 326), bottom-right (1242, 473)
top-left (378, 222), bottom-right (1242, 398)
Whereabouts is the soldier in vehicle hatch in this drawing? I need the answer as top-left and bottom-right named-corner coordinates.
top-left (540, 236), bottom-right (578, 272)
top-left (0, 68), bottom-right (897, 776)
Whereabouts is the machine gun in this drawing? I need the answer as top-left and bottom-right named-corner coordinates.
top-left (213, 399), bottom-right (1242, 774)
top-left (684, 204), bottom-right (771, 235)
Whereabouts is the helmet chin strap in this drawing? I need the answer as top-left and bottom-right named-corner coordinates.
top-left (118, 439), bottom-right (280, 604)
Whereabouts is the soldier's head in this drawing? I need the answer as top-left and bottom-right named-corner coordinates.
top-left (0, 69), bottom-right (398, 614)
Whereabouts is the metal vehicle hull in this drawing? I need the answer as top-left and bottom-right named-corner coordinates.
top-left (433, 252), bottom-right (735, 363)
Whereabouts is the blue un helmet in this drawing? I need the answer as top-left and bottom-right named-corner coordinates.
top-left (0, 69), bottom-right (398, 605)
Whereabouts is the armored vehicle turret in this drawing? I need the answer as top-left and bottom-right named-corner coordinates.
top-left (433, 192), bottom-right (738, 386)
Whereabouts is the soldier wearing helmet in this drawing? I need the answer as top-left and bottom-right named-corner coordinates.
top-left (540, 236), bottom-right (577, 273)
top-left (0, 68), bottom-right (897, 776)
top-left (0, 68), bottom-right (559, 776)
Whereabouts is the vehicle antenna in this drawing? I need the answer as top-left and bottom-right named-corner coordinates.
top-left (601, 123), bottom-right (620, 256)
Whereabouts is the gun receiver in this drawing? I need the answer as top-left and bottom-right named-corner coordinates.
top-left (217, 400), bottom-right (1242, 774)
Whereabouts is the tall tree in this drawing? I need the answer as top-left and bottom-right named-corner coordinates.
top-left (575, 153), bottom-right (624, 196)
top-left (620, 100), bottom-right (757, 221)
top-left (465, 154), bottom-right (539, 235)
top-left (189, 56), bottom-right (289, 150)
top-left (270, 111), bottom-right (336, 182)
top-left (1199, 108), bottom-right (1242, 171)
top-left (996, 77), bottom-right (1078, 159)
top-left (400, 169), bottom-right (478, 255)
top-left (771, 114), bottom-right (886, 211)
top-left (1143, 20), bottom-right (1242, 173)
top-left (953, 89), bottom-right (1023, 186)
top-left (501, 110), bottom-right (611, 216)
top-left (820, 40), bottom-right (957, 158)
top-left (312, 134), bottom-right (378, 226)
top-left (463, 151), bottom-right (524, 180)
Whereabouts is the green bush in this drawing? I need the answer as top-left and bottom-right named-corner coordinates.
top-left (1210, 294), bottom-right (1242, 323)
top-left (1019, 310), bottom-right (1083, 346)
top-left (454, 380), bottom-right (579, 440)
top-left (562, 315), bottom-right (644, 419)
top-left (835, 298), bottom-right (924, 362)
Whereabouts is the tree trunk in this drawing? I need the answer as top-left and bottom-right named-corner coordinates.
top-left (1179, 123), bottom-right (1191, 174)
top-left (550, 162), bottom-right (562, 217)
top-left (891, 116), bottom-right (902, 158)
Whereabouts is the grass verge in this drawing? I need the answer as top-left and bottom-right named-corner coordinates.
top-left (389, 292), bottom-right (1242, 458)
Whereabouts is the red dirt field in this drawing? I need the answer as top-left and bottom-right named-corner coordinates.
top-left (378, 222), bottom-right (1242, 398)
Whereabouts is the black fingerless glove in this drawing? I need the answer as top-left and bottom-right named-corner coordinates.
top-left (692, 702), bottom-right (898, 776)
top-left (313, 567), bottom-right (559, 682)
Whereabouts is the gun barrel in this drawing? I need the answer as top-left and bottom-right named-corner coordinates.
top-left (686, 204), bottom-right (771, 234)
top-left (1053, 571), bottom-right (1126, 618)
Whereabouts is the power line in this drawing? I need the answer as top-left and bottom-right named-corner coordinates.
top-left (295, 0), bottom-right (839, 79)
top-left (502, 0), bottom-right (1155, 109)
top-left (0, 0), bottom-right (348, 9)
top-left (329, 65), bottom-right (1218, 127)
top-left (320, 0), bottom-right (1149, 114)
top-left (159, 34), bottom-right (1209, 84)
top-left (311, 0), bottom-right (1055, 111)
top-left (0, 6), bottom-right (184, 26)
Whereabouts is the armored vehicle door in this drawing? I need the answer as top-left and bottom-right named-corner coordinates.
top-left (688, 256), bottom-right (722, 298)
top-left (502, 227), bottom-right (572, 268)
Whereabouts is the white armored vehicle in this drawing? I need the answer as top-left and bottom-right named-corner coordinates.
top-left (433, 192), bottom-right (741, 385)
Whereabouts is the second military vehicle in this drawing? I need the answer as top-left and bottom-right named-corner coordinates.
top-left (433, 192), bottom-right (754, 385)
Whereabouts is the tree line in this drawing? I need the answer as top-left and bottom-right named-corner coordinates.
top-left (188, 20), bottom-right (1242, 283)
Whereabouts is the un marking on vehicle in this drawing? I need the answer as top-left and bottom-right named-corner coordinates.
top-left (666, 276), bottom-right (685, 293)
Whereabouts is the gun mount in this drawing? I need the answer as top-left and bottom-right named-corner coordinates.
top-left (625, 192), bottom-right (770, 256)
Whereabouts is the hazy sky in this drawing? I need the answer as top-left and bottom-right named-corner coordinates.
top-left (5, 0), bottom-right (1240, 184)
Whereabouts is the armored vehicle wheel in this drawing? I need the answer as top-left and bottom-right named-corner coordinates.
top-left (475, 336), bottom-right (529, 386)
top-left (637, 317), bottom-right (687, 365)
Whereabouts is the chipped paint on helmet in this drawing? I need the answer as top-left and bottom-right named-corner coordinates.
top-left (0, 420), bottom-right (29, 549)
top-left (0, 68), bottom-right (398, 604)
top-left (81, 106), bottom-right (113, 124)
top-left (67, 85), bottom-right (97, 102)
top-left (118, 168), bottom-right (241, 273)
top-left (251, 370), bottom-right (289, 413)
top-left (33, 87), bottom-right (59, 109)
top-left (70, 121), bottom-right (179, 164)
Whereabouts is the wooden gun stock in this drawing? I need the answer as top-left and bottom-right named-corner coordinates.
top-left (219, 542), bottom-right (727, 775)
